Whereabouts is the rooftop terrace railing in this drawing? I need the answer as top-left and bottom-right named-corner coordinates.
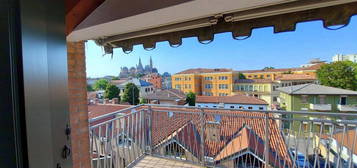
top-left (89, 104), bottom-right (357, 168)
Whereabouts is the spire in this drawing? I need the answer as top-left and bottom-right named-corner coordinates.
top-left (137, 57), bottom-right (144, 73)
top-left (149, 56), bottom-right (153, 72)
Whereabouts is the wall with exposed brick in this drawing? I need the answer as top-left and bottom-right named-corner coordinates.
top-left (67, 42), bottom-right (91, 168)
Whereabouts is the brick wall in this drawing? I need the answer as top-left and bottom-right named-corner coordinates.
top-left (67, 42), bottom-right (91, 168)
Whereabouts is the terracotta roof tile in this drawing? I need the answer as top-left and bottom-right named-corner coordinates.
top-left (235, 79), bottom-right (273, 83)
top-left (196, 95), bottom-right (268, 105)
top-left (275, 74), bottom-right (316, 81)
top-left (176, 68), bottom-right (232, 74)
top-left (88, 104), bottom-right (131, 119)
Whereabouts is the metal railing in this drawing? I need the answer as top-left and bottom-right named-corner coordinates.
top-left (89, 104), bottom-right (357, 168)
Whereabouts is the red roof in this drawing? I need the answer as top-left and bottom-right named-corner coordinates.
top-left (237, 63), bottom-right (324, 74)
top-left (176, 68), bottom-right (232, 74)
top-left (89, 105), bottom-right (291, 167)
top-left (196, 95), bottom-right (268, 105)
top-left (88, 104), bottom-right (131, 119)
top-left (275, 74), bottom-right (317, 81)
top-left (149, 106), bottom-right (292, 167)
top-left (235, 78), bottom-right (273, 84)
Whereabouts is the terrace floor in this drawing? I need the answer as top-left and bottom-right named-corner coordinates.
top-left (132, 156), bottom-right (203, 168)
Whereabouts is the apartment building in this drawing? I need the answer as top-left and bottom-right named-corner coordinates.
top-left (172, 68), bottom-right (239, 96)
top-left (233, 74), bottom-right (318, 109)
top-left (277, 84), bottom-right (357, 112)
top-left (332, 54), bottom-right (357, 63)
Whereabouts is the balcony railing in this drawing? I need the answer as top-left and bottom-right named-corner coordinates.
top-left (309, 104), bottom-right (332, 111)
top-left (338, 104), bottom-right (357, 112)
top-left (89, 104), bottom-right (357, 168)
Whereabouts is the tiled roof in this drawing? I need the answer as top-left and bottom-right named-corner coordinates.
top-left (275, 74), bottom-right (316, 81)
top-left (111, 79), bottom-right (128, 85)
top-left (237, 63), bottom-right (324, 74)
top-left (333, 129), bottom-right (357, 155)
top-left (277, 83), bottom-right (357, 95)
top-left (196, 95), bottom-right (268, 105)
top-left (89, 105), bottom-right (291, 167)
top-left (235, 78), bottom-right (274, 84)
top-left (149, 107), bottom-right (292, 167)
top-left (119, 78), bottom-right (153, 87)
top-left (88, 104), bottom-right (131, 119)
top-left (142, 89), bottom-right (186, 101)
top-left (176, 68), bottom-right (232, 74)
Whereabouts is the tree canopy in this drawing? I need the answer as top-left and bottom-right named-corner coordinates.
top-left (317, 61), bottom-right (357, 91)
top-left (186, 91), bottom-right (196, 106)
top-left (93, 79), bottom-right (109, 91)
top-left (87, 84), bottom-right (94, 91)
top-left (121, 83), bottom-right (140, 105)
top-left (238, 72), bottom-right (246, 79)
top-left (104, 84), bottom-right (120, 100)
top-left (263, 66), bottom-right (275, 70)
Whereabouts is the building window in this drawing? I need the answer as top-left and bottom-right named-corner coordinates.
top-left (301, 95), bottom-right (308, 103)
top-left (267, 75), bottom-right (271, 78)
top-left (204, 77), bottom-right (213, 80)
top-left (168, 112), bottom-right (174, 118)
top-left (273, 96), bottom-right (278, 102)
top-left (254, 75), bottom-right (258, 78)
top-left (340, 96), bottom-right (347, 105)
top-left (205, 84), bottom-right (212, 89)
top-left (175, 84), bottom-right (181, 89)
top-left (249, 85), bottom-right (253, 91)
top-left (219, 84), bottom-right (228, 89)
top-left (319, 95), bottom-right (326, 104)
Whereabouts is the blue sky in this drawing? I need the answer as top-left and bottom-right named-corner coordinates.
top-left (86, 16), bottom-right (357, 78)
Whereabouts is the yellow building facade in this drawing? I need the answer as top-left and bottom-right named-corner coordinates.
top-left (171, 69), bottom-right (238, 96)
top-left (172, 74), bottom-right (201, 94)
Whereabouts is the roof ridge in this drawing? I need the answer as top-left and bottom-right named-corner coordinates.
top-left (167, 89), bottom-right (185, 99)
top-left (290, 83), bottom-right (312, 94)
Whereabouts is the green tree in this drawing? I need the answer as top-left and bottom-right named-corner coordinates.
top-left (87, 84), bottom-right (94, 91)
top-left (263, 66), bottom-right (275, 70)
top-left (104, 84), bottom-right (120, 100)
top-left (112, 76), bottom-right (120, 80)
top-left (139, 98), bottom-right (147, 104)
top-left (186, 91), bottom-right (196, 106)
top-left (238, 72), bottom-right (246, 79)
top-left (121, 83), bottom-right (140, 105)
top-left (317, 61), bottom-right (357, 91)
top-left (93, 79), bottom-right (109, 90)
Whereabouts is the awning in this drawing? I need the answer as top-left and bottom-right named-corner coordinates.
top-left (68, 0), bottom-right (357, 54)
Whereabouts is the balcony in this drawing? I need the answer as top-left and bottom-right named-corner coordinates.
top-left (338, 104), bottom-right (357, 112)
top-left (309, 104), bottom-right (332, 111)
top-left (89, 104), bottom-right (357, 168)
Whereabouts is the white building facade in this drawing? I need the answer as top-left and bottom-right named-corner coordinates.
top-left (332, 54), bottom-right (357, 63)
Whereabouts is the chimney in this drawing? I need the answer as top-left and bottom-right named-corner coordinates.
top-left (112, 98), bottom-right (119, 104)
top-left (103, 98), bottom-right (109, 104)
